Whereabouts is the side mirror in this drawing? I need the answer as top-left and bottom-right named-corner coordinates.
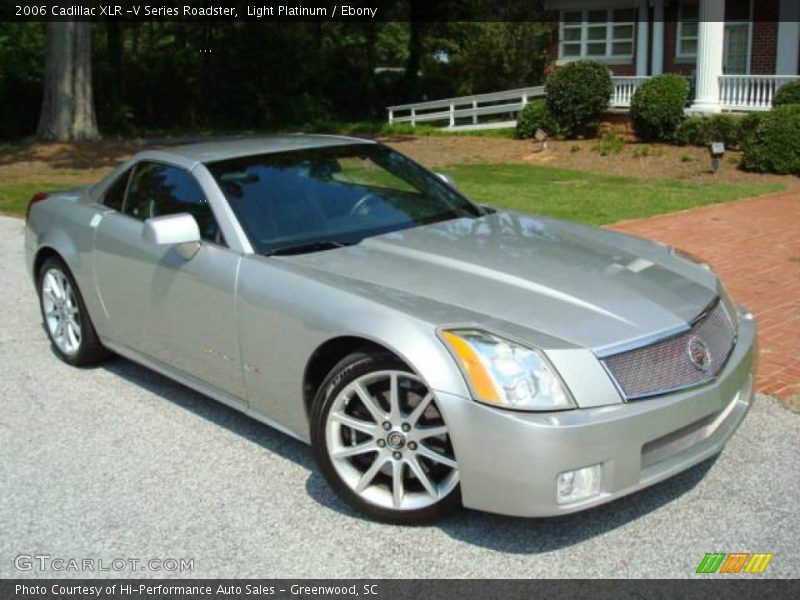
top-left (143, 213), bottom-right (201, 260)
top-left (435, 172), bottom-right (458, 190)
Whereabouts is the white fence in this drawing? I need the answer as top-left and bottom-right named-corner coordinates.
top-left (610, 74), bottom-right (799, 111)
top-left (387, 75), bottom-right (800, 130)
top-left (387, 86), bottom-right (545, 131)
top-left (610, 76), bottom-right (651, 108)
top-left (719, 75), bottom-right (799, 111)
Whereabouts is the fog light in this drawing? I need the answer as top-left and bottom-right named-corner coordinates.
top-left (557, 464), bottom-right (602, 504)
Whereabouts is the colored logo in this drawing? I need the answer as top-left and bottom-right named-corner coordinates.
top-left (696, 552), bottom-right (773, 574)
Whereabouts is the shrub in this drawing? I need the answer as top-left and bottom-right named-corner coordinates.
top-left (676, 113), bottom-right (751, 149)
top-left (515, 99), bottom-right (557, 139)
top-left (545, 60), bottom-right (612, 138)
top-left (675, 115), bottom-right (707, 146)
top-left (736, 112), bottom-right (763, 147)
top-left (741, 105), bottom-right (800, 174)
top-left (630, 74), bottom-right (690, 142)
top-left (705, 114), bottom-right (742, 148)
top-left (773, 81), bottom-right (800, 106)
top-left (592, 132), bottom-right (625, 156)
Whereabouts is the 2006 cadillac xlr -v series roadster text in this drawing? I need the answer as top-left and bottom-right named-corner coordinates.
top-left (25, 135), bottom-right (756, 523)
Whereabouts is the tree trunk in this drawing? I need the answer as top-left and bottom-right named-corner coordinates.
top-left (37, 21), bottom-right (100, 141)
top-left (404, 19), bottom-right (422, 102)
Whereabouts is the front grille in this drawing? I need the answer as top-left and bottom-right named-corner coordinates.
top-left (602, 299), bottom-right (736, 400)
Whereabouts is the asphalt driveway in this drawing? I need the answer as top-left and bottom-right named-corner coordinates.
top-left (0, 215), bottom-right (797, 578)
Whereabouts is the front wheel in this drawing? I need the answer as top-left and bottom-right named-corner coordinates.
top-left (311, 352), bottom-right (461, 524)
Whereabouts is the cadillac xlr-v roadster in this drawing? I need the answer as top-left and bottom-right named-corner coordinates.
top-left (25, 135), bottom-right (756, 522)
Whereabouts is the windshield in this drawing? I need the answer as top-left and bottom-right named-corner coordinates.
top-left (206, 143), bottom-right (482, 255)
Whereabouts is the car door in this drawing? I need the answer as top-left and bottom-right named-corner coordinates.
top-left (93, 161), bottom-right (245, 399)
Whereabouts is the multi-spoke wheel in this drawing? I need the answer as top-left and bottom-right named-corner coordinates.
top-left (41, 267), bottom-right (82, 356)
top-left (312, 352), bottom-right (460, 523)
top-left (37, 256), bottom-right (110, 366)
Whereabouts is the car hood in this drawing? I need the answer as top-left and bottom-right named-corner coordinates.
top-left (285, 211), bottom-right (718, 350)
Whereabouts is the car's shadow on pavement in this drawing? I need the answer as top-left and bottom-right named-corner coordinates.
top-left (101, 356), bottom-right (318, 469)
top-left (102, 355), bottom-right (719, 553)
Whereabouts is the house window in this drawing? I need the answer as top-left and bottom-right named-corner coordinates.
top-left (677, 2), bottom-right (699, 58)
top-left (559, 8), bottom-right (635, 61)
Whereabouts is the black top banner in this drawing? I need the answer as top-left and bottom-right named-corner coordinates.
top-left (1, 0), bottom-right (559, 22)
top-left (2, 0), bottom-right (788, 23)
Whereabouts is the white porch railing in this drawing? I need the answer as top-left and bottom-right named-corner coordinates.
top-left (719, 75), bottom-right (800, 111)
top-left (387, 86), bottom-right (545, 131)
top-left (387, 75), bottom-right (800, 130)
top-left (610, 76), bottom-right (651, 108)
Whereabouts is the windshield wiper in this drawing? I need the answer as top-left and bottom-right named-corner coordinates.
top-left (267, 240), bottom-right (351, 256)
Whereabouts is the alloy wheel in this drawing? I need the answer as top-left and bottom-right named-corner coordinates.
top-left (325, 370), bottom-right (459, 511)
top-left (41, 267), bottom-right (82, 355)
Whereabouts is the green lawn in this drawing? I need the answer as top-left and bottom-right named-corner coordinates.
top-left (445, 163), bottom-right (785, 225)
top-left (303, 120), bottom-right (518, 139)
top-left (0, 182), bottom-right (79, 216)
top-left (0, 163), bottom-right (784, 224)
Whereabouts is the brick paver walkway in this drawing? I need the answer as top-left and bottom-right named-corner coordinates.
top-left (610, 190), bottom-right (800, 400)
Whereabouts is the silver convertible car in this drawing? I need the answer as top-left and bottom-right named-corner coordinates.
top-left (25, 135), bottom-right (756, 523)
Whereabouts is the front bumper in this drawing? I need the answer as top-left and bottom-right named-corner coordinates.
top-left (437, 313), bottom-right (756, 517)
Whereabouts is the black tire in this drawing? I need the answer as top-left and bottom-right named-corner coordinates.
top-left (37, 256), bottom-right (111, 366)
top-left (311, 351), bottom-right (462, 524)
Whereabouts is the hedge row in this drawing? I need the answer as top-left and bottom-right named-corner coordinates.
top-left (516, 67), bottom-right (800, 174)
top-left (626, 75), bottom-right (800, 174)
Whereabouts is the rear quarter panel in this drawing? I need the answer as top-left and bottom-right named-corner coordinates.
top-left (25, 189), bottom-right (110, 338)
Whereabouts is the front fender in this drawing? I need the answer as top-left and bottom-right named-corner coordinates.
top-left (236, 255), bottom-right (472, 442)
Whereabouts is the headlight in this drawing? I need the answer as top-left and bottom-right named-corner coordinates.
top-left (441, 329), bottom-right (575, 411)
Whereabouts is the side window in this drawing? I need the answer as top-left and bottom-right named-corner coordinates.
top-left (102, 168), bottom-right (131, 211)
top-left (125, 162), bottom-right (224, 244)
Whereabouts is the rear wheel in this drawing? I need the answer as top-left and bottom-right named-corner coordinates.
top-left (38, 256), bottom-right (111, 366)
top-left (311, 352), bottom-right (461, 524)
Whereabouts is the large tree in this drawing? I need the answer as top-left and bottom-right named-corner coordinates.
top-left (37, 21), bottom-right (99, 141)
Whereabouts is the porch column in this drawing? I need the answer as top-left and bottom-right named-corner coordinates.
top-left (651, 0), bottom-right (665, 75)
top-left (776, 0), bottom-right (800, 75)
top-left (690, 0), bottom-right (725, 113)
top-left (636, 0), bottom-right (650, 76)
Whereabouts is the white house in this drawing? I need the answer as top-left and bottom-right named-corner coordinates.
top-left (545, 0), bottom-right (800, 112)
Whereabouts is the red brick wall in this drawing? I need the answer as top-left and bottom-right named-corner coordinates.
top-left (663, 2), bottom-right (696, 76)
top-left (546, 0), bottom-right (781, 78)
top-left (609, 62), bottom-right (636, 76)
top-left (661, 0), bottom-right (779, 76)
top-left (543, 11), bottom-right (635, 76)
top-left (750, 0), bottom-right (779, 74)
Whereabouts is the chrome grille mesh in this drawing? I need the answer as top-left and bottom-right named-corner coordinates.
top-left (602, 300), bottom-right (736, 400)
